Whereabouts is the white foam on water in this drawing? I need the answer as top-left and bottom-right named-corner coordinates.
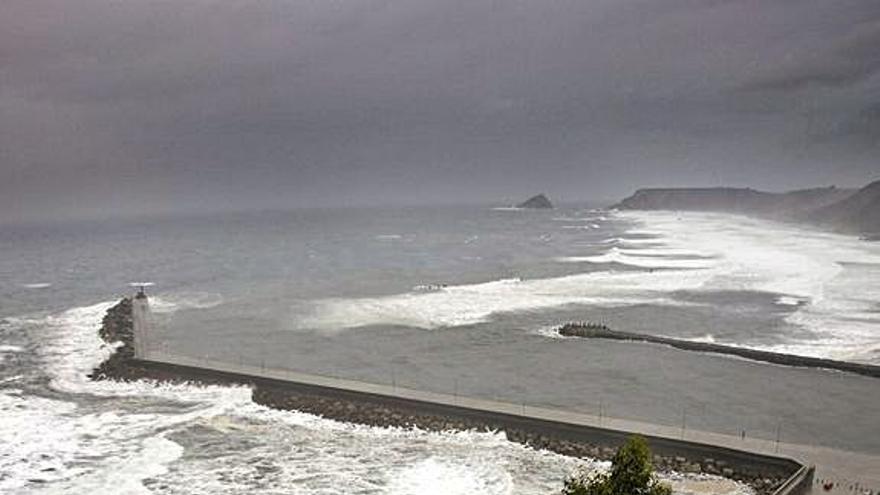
top-left (530, 325), bottom-right (567, 339)
top-left (40, 301), bottom-right (119, 394)
top-left (5, 300), bottom-right (755, 494)
top-left (39, 302), bottom-right (251, 403)
top-left (0, 302), bottom-right (257, 493)
top-left (552, 216), bottom-right (597, 222)
top-left (616, 247), bottom-right (713, 258)
top-left (775, 296), bottom-right (803, 306)
top-left (557, 249), bottom-right (715, 269)
top-left (387, 457), bottom-right (513, 495)
top-left (0, 379), bottom-right (196, 493)
top-left (618, 210), bottom-right (880, 362)
top-left (158, 407), bottom-right (603, 495)
top-left (149, 291), bottom-right (225, 314)
top-left (3, 303), bottom-right (263, 492)
top-left (601, 237), bottom-right (666, 247)
top-left (22, 283), bottom-right (52, 289)
top-left (0, 344), bottom-right (24, 363)
top-left (0, 392), bottom-right (78, 491)
top-left (376, 234), bottom-right (404, 240)
top-left (297, 269), bottom-right (710, 330)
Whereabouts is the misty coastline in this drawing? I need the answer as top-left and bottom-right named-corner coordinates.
top-left (612, 179), bottom-right (880, 237)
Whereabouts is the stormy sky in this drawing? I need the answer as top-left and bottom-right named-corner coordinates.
top-left (2, 0), bottom-right (879, 223)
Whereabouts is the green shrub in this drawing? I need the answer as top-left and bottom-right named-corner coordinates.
top-left (562, 436), bottom-right (672, 495)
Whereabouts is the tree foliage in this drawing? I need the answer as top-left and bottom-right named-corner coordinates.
top-left (562, 436), bottom-right (672, 495)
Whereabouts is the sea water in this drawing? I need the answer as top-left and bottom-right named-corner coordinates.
top-left (2, 205), bottom-right (879, 493)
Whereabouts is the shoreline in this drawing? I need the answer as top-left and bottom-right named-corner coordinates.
top-left (556, 323), bottom-right (880, 379)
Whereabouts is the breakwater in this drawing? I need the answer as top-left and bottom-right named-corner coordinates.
top-left (125, 357), bottom-right (794, 495)
top-left (91, 297), bottom-right (812, 495)
top-left (558, 323), bottom-right (880, 379)
top-left (90, 297), bottom-right (135, 380)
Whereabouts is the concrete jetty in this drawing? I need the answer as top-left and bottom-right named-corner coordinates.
top-left (100, 296), bottom-right (879, 495)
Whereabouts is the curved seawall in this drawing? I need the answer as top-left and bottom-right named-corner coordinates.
top-left (557, 324), bottom-right (880, 379)
top-left (124, 355), bottom-right (800, 495)
top-left (88, 296), bottom-right (823, 495)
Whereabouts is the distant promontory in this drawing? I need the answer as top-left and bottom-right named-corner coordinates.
top-left (612, 179), bottom-right (880, 236)
top-left (518, 194), bottom-right (553, 209)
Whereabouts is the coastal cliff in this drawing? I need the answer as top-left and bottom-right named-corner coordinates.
top-left (612, 186), bottom-right (851, 218)
top-left (800, 179), bottom-right (880, 235)
top-left (612, 180), bottom-right (879, 236)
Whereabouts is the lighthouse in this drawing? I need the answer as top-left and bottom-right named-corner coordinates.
top-left (129, 282), bottom-right (154, 359)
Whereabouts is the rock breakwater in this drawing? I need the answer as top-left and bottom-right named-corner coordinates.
top-left (557, 323), bottom-right (880, 379)
top-left (252, 386), bottom-right (786, 494)
top-left (90, 297), bottom-right (136, 381)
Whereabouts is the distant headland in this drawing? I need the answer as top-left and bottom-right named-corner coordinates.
top-left (612, 179), bottom-right (880, 236)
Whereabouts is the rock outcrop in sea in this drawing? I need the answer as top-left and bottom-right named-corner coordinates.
top-left (517, 194), bottom-right (554, 209)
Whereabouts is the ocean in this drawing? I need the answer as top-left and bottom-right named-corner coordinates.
top-left (2, 205), bottom-right (879, 494)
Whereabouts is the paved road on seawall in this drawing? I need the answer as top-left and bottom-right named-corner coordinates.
top-left (141, 350), bottom-right (880, 494)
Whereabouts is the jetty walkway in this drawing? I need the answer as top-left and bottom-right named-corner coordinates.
top-left (137, 350), bottom-right (879, 494)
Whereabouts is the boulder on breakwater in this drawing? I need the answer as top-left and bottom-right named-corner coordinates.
top-left (90, 297), bottom-right (136, 381)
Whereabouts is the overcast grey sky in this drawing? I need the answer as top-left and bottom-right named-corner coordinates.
top-left (2, 0), bottom-right (878, 223)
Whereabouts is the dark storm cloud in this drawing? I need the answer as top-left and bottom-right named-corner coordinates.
top-left (1, 0), bottom-right (878, 223)
top-left (740, 19), bottom-right (880, 91)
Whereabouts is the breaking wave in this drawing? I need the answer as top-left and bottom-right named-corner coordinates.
top-left (617, 211), bottom-right (880, 362)
top-left (22, 283), bottom-right (52, 289)
top-left (556, 248), bottom-right (715, 269)
top-left (297, 270), bottom-right (708, 330)
top-left (149, 292), bottom-right (225, 314)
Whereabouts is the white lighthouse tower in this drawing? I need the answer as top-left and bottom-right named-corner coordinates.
top-left (129, 282), bottom-right (154, 359)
